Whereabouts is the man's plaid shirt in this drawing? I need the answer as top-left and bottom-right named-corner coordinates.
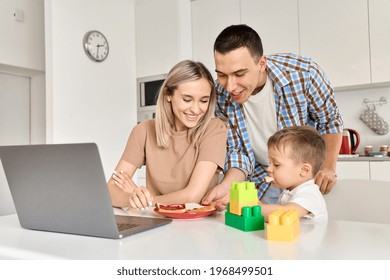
top-left (215, 53), bottom-right (344, 198)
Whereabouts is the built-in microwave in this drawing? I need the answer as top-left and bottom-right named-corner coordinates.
top-left (137, 74), bottom-right (167, 122)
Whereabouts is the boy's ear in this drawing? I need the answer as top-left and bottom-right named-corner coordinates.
top-left (300, 163), bottom-right (312, 177)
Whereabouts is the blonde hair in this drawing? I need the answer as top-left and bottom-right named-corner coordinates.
top-left (155, 60), bottom-right (216, 148)
top-left (267, 126), bottom-right (326, 176)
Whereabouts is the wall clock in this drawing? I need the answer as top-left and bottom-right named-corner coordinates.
top-left (83, 30), bottom-right (109, 62)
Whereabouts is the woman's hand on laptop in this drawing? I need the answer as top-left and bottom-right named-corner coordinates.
top-left (112, 170), bottom-right (137, 193)
top-left (128, 186), bottom-right (154, 210)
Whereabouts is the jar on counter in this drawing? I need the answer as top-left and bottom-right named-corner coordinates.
top-left (364, 145), bottom-right (373, 156)
top-left (379, 145), bottom-right (388, 152)
top-left (379, 145), bottom-right (389, 156)
top-left (380, 145), bottom-right (390, 157)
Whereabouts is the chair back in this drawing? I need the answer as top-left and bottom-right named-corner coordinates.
top-left (324, 179), bottom-right (390, 224)
top-left (0, 160), bottom-right (16, 216)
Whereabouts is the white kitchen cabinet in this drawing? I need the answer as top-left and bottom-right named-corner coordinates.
top-left (298, 0), bottom-right (371, 88)
top-left (369, 0), bottom-right (390, 84)
top-left (135, 0), bottom-right (192, 77)
top-left (369, 162), bottom-right (390, 182)
top-left (336, 161), bottom-right (370, 180)
top-left (337, 160), bottom-right (390, 182)
top-left (190, 0), bottom-right (390, 88)
top-left (192, 0), bottom-right (299, 76)
top-left (192, 0), bottom-right (389, 88)
top-left (135, 0), bottom-right (178, 77)
top-left (191, 0), bottom-right (240, 78)
top-left (240, 0), bottom-right (300, 55)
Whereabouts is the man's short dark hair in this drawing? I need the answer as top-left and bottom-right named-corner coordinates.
top-left (214, 24), bottom-right (263, 60)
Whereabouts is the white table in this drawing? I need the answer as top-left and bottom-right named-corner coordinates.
top-left (0, 209), bottom-right (390, 260)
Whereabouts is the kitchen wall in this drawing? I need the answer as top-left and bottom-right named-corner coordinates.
top-left (45, 0), bottom-right (137, 178)
top-left (335, 85), bottom-right (390, 154)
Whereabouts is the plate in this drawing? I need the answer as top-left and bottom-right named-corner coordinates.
top-left (154, 203), bottom-right (217, 219)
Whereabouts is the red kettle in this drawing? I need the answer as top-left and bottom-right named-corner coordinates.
top-left (339, 128), bottom-right (360, 154)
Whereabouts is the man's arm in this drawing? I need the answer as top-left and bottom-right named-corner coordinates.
top-left (315, 132), bottom-right (342, 194)
top-left (306, 60), bottom-right (343, 194)
top-left (202, 167), bottom-right (247, 210)
top-left (210, 84), bottom-right (254, 208)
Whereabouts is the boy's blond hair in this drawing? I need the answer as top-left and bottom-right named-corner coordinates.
top-left (267, 126), bottom-right (326, 176)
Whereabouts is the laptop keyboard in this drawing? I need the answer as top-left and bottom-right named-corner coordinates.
top-left (117, 223), bottom-right (138, 231)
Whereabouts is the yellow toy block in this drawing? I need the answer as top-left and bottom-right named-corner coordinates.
top-left (266, 209), bottom-right (300, 241)
top-left (229, 200), bottom-right (258, 216)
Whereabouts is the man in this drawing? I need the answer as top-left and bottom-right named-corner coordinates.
top-left (202, 24), bottom-right (343, 207)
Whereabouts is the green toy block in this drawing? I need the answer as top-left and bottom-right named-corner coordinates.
top-left (229, 181), bottom-right (258, 202)
top-left (225, 204), bottom-right (265, 232)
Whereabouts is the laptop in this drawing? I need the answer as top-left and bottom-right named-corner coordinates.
top-left (0, 143), bottom-right (171, 239)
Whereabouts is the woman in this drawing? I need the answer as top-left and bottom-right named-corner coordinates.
top-left (108, 60), bottom-right (227, 209)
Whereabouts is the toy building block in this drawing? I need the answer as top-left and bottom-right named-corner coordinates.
top-left (229, 181), bottom-right (258, 216)
top-left (225, 204), bottom-right (265, 231)
top-left (266, 209), bottom-right (300, 241)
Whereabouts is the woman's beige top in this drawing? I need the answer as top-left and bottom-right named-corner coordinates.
top-left (121, 118), bottom-right (228, 196)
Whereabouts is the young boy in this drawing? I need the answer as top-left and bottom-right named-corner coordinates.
top-left (260, 126), bottom-right (328, 221)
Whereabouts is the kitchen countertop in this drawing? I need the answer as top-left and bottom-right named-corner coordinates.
top-left (338, 155), bottom-right (390, 161)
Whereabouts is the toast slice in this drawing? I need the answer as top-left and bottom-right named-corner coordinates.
top-left (264, 176), bottom-right (275, 183)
